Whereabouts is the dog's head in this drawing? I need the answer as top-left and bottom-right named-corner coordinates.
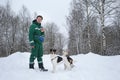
top-left (50, 49), bottom-right (57, 54)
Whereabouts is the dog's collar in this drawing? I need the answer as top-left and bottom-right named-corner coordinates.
top-left (51, 56), bottom-right (58, 61)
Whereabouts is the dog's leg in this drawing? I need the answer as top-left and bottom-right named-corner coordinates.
top-left (63, 57), bottom-right (71, 70)
top-left (68, 65), bottom-right (71, 70)
top-left (66, 62), bottom-right (71, 70)
top-left (52, 63), bottom-right (56, 73)
top-left (64, 64), bottom-right (67, 70)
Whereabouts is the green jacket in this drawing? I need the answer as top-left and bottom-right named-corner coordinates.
top-left (29, 20), bottom-right (45, 46)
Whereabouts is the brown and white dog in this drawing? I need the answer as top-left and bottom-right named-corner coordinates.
top-left (49, 49), bottom-right (74, 73)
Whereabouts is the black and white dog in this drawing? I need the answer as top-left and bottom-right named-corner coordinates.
top-left (50, 49), bottom-right (74, 73)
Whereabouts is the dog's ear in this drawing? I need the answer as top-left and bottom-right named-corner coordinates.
top-left (50, 49), bottom-right (53, 52)
top-left (53, 49), bottom-right (57, 52)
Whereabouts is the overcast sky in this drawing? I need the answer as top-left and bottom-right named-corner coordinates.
top-left (0, 0), bottom-right (72, 36)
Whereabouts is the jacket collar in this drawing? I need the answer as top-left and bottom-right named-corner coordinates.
top-left (32, 19), bottom-right (41, 27)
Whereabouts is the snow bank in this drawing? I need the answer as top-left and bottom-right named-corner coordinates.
top-left (0, 52), bottom-right (120, 80)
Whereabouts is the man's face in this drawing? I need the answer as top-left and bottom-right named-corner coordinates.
top-left (36, 17), bottom-right (42, 23)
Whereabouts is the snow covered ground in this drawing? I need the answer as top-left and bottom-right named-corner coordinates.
top-left (0, 52), bottom-right (120, 80)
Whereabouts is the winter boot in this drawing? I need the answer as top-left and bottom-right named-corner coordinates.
top-left (29, 63), bottom-right (34, 69)
top-left (38, 63), bottom-right (48, 71)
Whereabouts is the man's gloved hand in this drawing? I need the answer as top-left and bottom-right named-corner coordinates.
top-left (40, 28), bottom-right (45, 32)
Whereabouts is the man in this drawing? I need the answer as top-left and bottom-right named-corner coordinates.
top-left (29, 15), bottom-right (48, 71)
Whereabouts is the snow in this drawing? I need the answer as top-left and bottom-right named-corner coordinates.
top-left (0, 52), bottom-right (120, 80)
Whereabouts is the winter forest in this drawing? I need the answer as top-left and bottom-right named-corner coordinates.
top-left (0, 0), bottom-right (120, 57)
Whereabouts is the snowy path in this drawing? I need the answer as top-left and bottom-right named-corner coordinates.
top-left (0, 52), bottom-right (120, 80)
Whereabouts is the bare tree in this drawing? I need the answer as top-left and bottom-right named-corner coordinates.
top-left (9, 15), bottom-right (20, 54)
top-left (18, 5), bottom-right (31, 52)
top-left (0, 5), bottom-right (6, 56)
top-left (82, 0), bottom-right (96, 52)
top-left (44, 22), bottom-right (65, 54)
top-left (3, 1), bottom-right (12, 56)
top-left (91, 0), bottom-right (119, 54)
top-left (55, 33), bottom-right (66, 54)
top-left (67, 0), bottom-right (86, 54)
top-left (67, 0), bottom-right (99, 54)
